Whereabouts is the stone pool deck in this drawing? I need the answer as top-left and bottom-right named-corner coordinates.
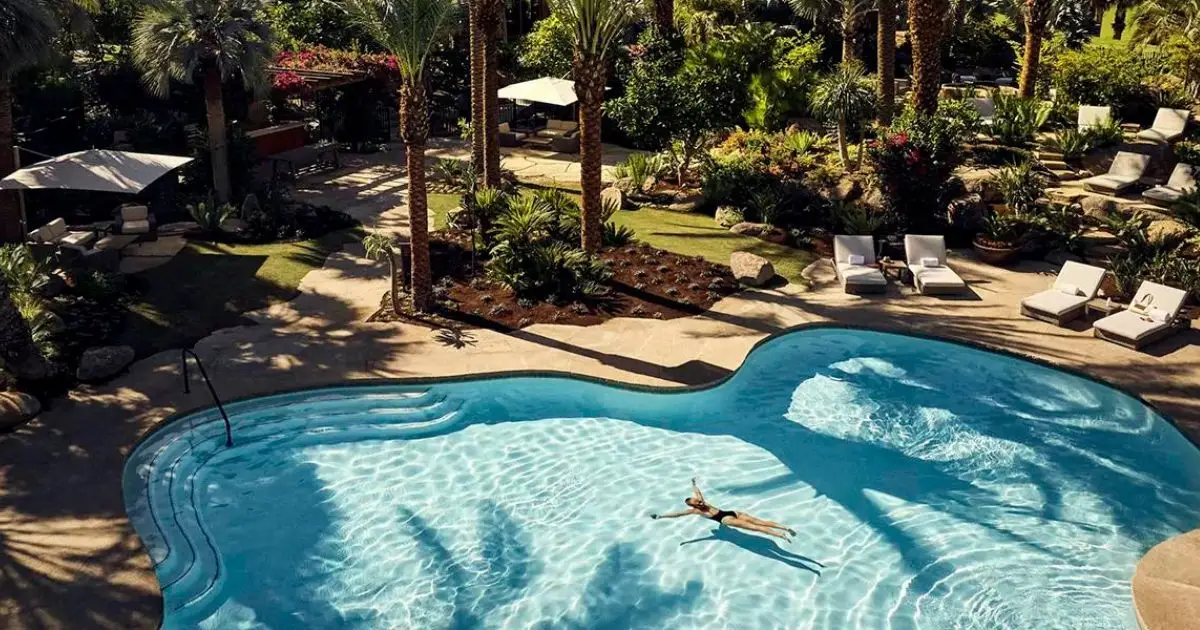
top-left (1134, 530), bottom-right (1200, 630)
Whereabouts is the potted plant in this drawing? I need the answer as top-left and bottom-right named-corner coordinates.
top-left (973, 211), bottom-right (1026, 265)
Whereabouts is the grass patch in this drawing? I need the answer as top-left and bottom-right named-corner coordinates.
top-left (118, 228), bottom-right (361, 357)
top-left (611, 208), bottom-right (816, 284)
top-left (432, 189), bottom-right (815, 284)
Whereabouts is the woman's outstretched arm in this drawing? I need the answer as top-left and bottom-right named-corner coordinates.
top-left (691, 478), bottom-right (705, 503)
top-left (652, 509), bottom-right (698, 519)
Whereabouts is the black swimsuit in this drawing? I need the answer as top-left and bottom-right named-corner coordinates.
top-left (707, 509), bottom-right (737, 523)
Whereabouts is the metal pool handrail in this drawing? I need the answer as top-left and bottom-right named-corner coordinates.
top-left (180, 349), bottom-right (233, 447)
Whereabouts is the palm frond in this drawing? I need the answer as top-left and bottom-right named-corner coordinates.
top-left (553, 0), bottom-right (635, 59)
top-left (340, 0), bottom-right (459, 79)
top-left (0, 0), bottom-right (59, 72)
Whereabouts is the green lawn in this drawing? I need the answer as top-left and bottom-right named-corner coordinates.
top-left (430, 190), bottom-right (816, 284)
top-left (118, 228), bottom-right (361, 357)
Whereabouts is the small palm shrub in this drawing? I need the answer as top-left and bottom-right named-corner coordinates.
top-left (994, 161), bottom-right (1046, 215)
top-left (616, 153), bottom-right (663, 193)
top-left (470, 187), bottom-right (509, 244)
top-left (1053, 128), bottom-right (1091, 160)
top-left (829, 201), bottom-right (885, 235)
top-left (1085, 118), bottom-right (1124, 149)
top-left (435, 158), bottom-right (475, 190)
top-left (991, 93), bottom-right (1051, 146)
top-left (188, 198), bottom-right (237, 234)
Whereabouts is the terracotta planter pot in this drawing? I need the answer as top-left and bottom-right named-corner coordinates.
top-left (973, 236), bottom-right (1021, 266)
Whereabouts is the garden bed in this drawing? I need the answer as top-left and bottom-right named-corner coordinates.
top-left (371, 235), bottom-right (741, 330)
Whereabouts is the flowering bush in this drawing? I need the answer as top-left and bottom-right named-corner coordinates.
top-left (272, 47), bottom-right (401, 94)
top-left (866, 112), bottom-right (966, 232)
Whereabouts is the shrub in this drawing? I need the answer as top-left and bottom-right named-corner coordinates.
top-left (518, 13), bottom-right (573, 78)
top-left (617, 153), bottom-right (665, 193)
top-left (486, 199), bottom-right (612, 299)
top-left (994, 162), bottom-right (1046, 215)
top-left (1053, 128), bottom-right (1090, 159)
top-left (829, 201), bottom-right (886, 235)
top-left (1085, 119), bottom-right (1124, 149)
top-left (990, 93), bottom-right (1051, 146)
top-left (188, 198), bottom-right (237, 235)
top-left (1049, 43), bottom-right (1166, 121)
top-left (1174, 141), bottom-right (1200, 166)
top-left (866, 110), bottom-right (970, 232)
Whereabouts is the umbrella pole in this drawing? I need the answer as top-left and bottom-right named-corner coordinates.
top-left (13, 147), bottom-right (26, 234)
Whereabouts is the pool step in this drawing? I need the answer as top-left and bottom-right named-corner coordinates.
top-left (143, 389), bottom-right (468, 614)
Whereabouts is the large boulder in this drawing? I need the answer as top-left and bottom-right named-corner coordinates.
top-left (1146, 218), bottom-right (1191, 244)
top-left (1078, 195), bottom-right (1119, 218)
top-left (0, 392), bottom-right (40, 431)
top-left (600, 186), bottom-right (627, 211)
top-left (730, 252), bottom-right (776, 287)
top-left (947, 193), bottom-right (987, 231)
top-left (76, 345), bottom-right (136, 382)
top-left (730, 222), bottom-right (788, 244)
top-left (666, 190), bottom-right (703, 213)
top-left (958, 167), bottom-right (1005, 204)
top-left (714, 206), bottom-right (745, 228)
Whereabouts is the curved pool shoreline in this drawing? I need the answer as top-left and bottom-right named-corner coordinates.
top-left (124, 326), bottom-right (1200, 629)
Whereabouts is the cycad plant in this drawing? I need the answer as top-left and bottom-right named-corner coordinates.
top-left (342, 0), bottom-right (458, 312)
top-left (554, 0), bottom-right (635, 252)
top-left (132, 0), bottom-right (274, 203)
top-left (811, 62), bottom-right (876, 169)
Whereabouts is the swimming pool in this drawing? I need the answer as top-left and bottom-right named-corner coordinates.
top-left (123, 328), bottom-right (1200, 629)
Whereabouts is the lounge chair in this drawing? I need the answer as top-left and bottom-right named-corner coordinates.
top-left (1141, 163), bottom-right (1196, 206)
top-left (970, 97), bottom-right (995, 126)
top-left (904, 235), bottom-right (967, 295)
top-left (832, 235), bottom-right (886, 294)
top-left (1020, 261), bottom-right (1107, 326)
top-left (1081, 151), bottom-right (1150, 194)
top-left (115, 204), bottom-right (156, 237)
top-left (539, 119), bottom-right (578, 139)
top-left (1094, 281), bottom-right (1189, 350)
top-left (27, 217), bottom-right (96, 251)
top-left (1136, 108), bottom-right (1190, 143)
top-left (1077, 106), bottom-right (1112, 132)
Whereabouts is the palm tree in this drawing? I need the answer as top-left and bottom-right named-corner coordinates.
top-left (132, 0), bottom-right (274, 204)
top-left (554, 0), bottom-right (634, 252)
top-left (1131, 0), bottom-right (1200, 43)
top-left (343, 0), bottom-right (458, 312)
top-left (811, 62), bottom-right (876, 169)
top-left (1, 0), bottom-right (58, 243)
top-left (789, 0), bottom-right (873, 62)
top-left (908, 0), bottom-right (950, 114)
top-left (479, 0), bottom-right (503, 187)
top-left (362, 231), bottom-right (404, 315)
top-left (877, 0), bottom-right (897, 124)
top-left (653, 0), bottom-right (675, 34)
top-left (468, 0), bottom-right (484, 170)
top-left (1018, 0), bottom-right (1055, 97)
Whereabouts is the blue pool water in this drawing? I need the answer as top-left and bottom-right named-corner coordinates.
top-left (123, 328), bottom-right (1200, 629)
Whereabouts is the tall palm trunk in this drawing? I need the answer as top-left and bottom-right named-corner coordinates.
top-left (574, 54), bottom-right (605, 252)
top-left (469, 1), bottom-right (485, 170)
top-left (481, 0), bottom-right (503, 187)
top-left (399, 79), bottom-right (433, 312)
top-left (0, 77), bottom-right (22, 242)
top-left (841, 5), bottom-right (861, 62)
top-left (1112, 1), bottom-right (1128, 40)
top-left (0, 278), bottom-right (48, 381)
top-left (907, 0), bottom-right (949, 114)
top-left (203, 66), bottom-right (232, 203)
top-left (1019, 0), bottom-right (1051, 98)
top-left (877, 0), bottom-right (897, 125)
top-left (654, 0), bottom-right (674, 34)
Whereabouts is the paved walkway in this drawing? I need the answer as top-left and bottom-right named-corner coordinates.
top-left (2, 153), bottom-right (1198, 629)
top-left (426, 137), bottom-right (626, 187)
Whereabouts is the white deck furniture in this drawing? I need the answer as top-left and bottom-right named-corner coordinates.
top-left (1135, 108), bottom-right (1190, 143)
top-left (1077, 106), bottom-right (1112, 132)
top-left (115, 205), bottom-right (155, 235)
top-left (1020, 261), bottom-right (1107, 326)
top-left (27, 217), bottom-right (96, 250)
top-left (1142, 164), bottom-right (1196, 206)
top-left (1094, 281), bottom-right (1189, 350)
top-left (904, 235), bottom-right (966, 295)
top-left (832, 235), bottom-right (886, 294)
top-left (970, 97), bottom-right (995, 126)
top-left (1082, 151), bottom-right (1150, 194)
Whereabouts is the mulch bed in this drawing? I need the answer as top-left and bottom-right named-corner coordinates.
top-left (370, 232), bottom-right (742, 330)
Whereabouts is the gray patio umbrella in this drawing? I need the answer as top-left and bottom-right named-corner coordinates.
top-left (0, 149), bottom-right (193, 193)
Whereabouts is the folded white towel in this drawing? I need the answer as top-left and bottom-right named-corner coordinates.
top-left (1148, 306), bottom-right (1171, 323)
top-left (847, 254), bottom-right (866, 265)
top-left (1055, 282), bottom-right (1080, 296)
top-left (920, 257), bottom-right (940, 268)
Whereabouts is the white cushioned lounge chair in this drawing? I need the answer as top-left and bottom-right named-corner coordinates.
top-left (1142, 163), bottom-right (1196, 206)
top-left (1020, 261), bottom-right (1107, 326)
top-left (1077, 106), bottom-right (1112, 132)
top-left (1082, 151), bottom-right (1150, 194)
top-left (1136, 108), bottom-right (1190, 143)
top-left (904, 235), bottom-right (966, 295)
top-left (1094, 281), bottom-right (1188, 350)
top-left (27, 217), bottom-right (95, 250)
top-left (970, 97), bottom-right (995, 126)
top-left (833, 235), bottom-right (886, 294)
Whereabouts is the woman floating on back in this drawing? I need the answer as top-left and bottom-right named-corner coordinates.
top-left (651, 478), bottom-right (796, 541)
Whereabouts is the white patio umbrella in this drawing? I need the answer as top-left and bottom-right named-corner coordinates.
top-left (0, 149), bottom-right (193, 193)
top-left (497, 77), bottom-right (579, 106)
